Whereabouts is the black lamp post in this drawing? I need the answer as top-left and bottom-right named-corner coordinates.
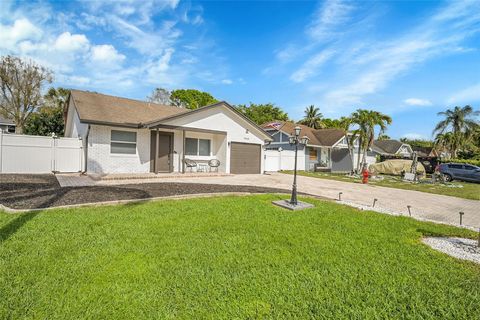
top-left (288, 126), bottom-right (309, 205)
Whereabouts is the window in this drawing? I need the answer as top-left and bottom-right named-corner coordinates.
top-left (111, 130), bottom-right (136, 154)
top-left (7, 125), bottom-right (15, 133)
top-left (464, 165), bottom-right (476, 171)
top-left (185, 138), bottom-right (211, 156)
top-left (309, 148), bottom-right (317, 160)
top-left (448, 164), bottom-right (463, 169)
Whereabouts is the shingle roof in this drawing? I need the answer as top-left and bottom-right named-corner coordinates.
top-left (261, 121), bottom-right (345, 147)
top-left (70, 90), bottom-right (187, 127)
top-left (411, 146), bottom-right (438, 157)
top-left (372, 139), bottom-right (404, 155)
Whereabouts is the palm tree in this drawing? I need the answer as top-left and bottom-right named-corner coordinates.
top-left (433, 105), bottom-right (479, 158)
top-left (350, 109), bottom-right (392, 172)
top-left (300, 105), bottom-right (323, 129)
top-left (434, 132), bottom-right (454, 159)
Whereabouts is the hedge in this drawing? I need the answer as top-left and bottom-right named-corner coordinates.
top-left (441, 159), bottom-right (480, 166)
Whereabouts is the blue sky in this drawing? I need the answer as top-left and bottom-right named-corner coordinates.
top-left (1, 0), bottom-right (479, 139)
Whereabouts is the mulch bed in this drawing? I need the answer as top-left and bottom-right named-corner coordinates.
top-left (0, 174), bottom-right (290, 210)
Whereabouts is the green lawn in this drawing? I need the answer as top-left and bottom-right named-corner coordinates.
top-left (283, 171), bottom-right (480, 200)
top-left (1, 195), bottom-right (479, 319)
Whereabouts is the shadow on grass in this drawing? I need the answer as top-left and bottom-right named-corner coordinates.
top-left (0, 211), bottom-right (38, 244)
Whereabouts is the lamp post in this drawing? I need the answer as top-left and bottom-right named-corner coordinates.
top-left (288, 126), bottom-right (309, 205)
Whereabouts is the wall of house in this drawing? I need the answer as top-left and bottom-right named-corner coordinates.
top-left (86, 125), bottom-right (151, 173)
top-left (0, 124), bottom-right (15, 133)
top-left (161, 106), bottom-right (267, 174)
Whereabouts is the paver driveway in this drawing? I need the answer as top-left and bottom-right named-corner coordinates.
top-left (100, 172), bottom-right (478, 228)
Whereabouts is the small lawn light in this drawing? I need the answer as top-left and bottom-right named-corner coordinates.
top-left (338, 192), bottom-right (343, 201)
top-left (407, 205), bottom-right (412, 217)
top-left (372, 198), bottom-right (378, 208)
top-left (272, 126), bottom-right (313, 211)
top-left (459, 212), bottom-right (464, 225)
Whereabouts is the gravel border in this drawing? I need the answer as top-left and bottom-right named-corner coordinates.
top-left (423, 237), bottom-right (480, 264)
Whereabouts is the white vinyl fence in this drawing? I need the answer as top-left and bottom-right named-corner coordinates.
top-left (0, 130), bottom-right (83, 173)
top-left (264, 149), bottom-right (306, 172)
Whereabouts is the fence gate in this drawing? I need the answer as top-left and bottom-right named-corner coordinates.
top-left (0, 131), bottom-right (83, 173)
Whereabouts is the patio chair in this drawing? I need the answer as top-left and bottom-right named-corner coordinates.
top-left (208, 159), bottom-right (221, 172)
top-left (184, 159), bottom-right (197, 172)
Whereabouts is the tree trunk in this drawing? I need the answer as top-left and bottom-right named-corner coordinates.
top-left (356, 137), bottom-right (362, 173)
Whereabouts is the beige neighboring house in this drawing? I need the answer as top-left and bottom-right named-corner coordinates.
top-left (64, 90), bottom-right (272, 174)
top-left (0, 116), bottom-right (15, 133)
top-left (371, 139), bottom-right (413, 158)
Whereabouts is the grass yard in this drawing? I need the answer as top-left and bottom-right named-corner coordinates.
top-left (1, 195), bottom-right (479, 319)
top-left (283, 171), bottom-right (480, 200)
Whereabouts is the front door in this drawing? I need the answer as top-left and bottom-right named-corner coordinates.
top-left (150, 131), bottom-right (172, 173)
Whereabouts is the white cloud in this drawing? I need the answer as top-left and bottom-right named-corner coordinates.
top-left (404, 98), bottom-right (433, 106)
top-left (0, 18), bottom-right (42, 50)
top-left (290, 49), bottom-right (334, 82)
top-left (91, 44), bottom-right (126, 65)
top-left (447, 83), bottom-right (480, 105)
top-left (221, 79), bottom-right (233, 85)
top-left (307, 0), bottom-right (355, 41)
top-left (54, 32), bottom-right (89, 52)
top-left (402, 133), bottom-right (429, 140)
top-left (316, 1), bottom-right (480, 110)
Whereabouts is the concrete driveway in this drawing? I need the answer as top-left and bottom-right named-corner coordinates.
top-left (139, 172), bottom-right (479, 229)
top-left (59, 172), bottom-right (479, 229)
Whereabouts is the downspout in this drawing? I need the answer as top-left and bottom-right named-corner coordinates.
top-left (81, 125), bottom-right (90, 174)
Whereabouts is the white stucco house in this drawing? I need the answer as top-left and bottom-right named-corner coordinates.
top-left (64, 90), bottom-right (272, 174)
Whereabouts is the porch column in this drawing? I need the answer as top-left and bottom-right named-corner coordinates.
top-left (182, 129), bottom-right (186, 173)
top-left (155, 128), bottom-right (159, 174)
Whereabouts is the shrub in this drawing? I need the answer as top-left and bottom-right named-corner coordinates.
top-left (441, 158), bottom-right (480, 166)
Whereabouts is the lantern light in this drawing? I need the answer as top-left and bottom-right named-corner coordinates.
top-left (294, 126), bottom-right (301, 137)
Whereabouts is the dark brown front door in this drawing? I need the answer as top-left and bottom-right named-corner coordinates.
top-left (230, 142), bottom-right (261, 174)
top-left (150, 131), bottom-right (173, 173)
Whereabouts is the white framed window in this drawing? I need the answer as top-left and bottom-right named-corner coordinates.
top-left (111, 130), bottom-right (137, 154)
top-left (185, 138), bottom-right (211, 156)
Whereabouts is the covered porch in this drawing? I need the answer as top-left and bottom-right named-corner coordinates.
top-left (148, 124), bottom-right (228, 174)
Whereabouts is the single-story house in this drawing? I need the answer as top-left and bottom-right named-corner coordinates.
top-left (371, 139), bottom-right (413, 158)
top-left (411, 146), bottom-right (439, 158)
top-left (261, 121), bottom-right (353, 172)
top-left (0, 116), bottom-right (15, 133)
top-left (64, 90), bottom-right (272, 174)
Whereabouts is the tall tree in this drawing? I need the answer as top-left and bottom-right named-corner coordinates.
top-left (299, 105), bottom-right (323, 129)
top-left (434, 132), bottom-right (455, 159)
top-left (24, 87), bottom-right (70, 136)
top-left (322, 118), bottom-right (344, 128)
top-left (147, 88), bottom-right (173, 105)
top-left (170, 89), bottom-right (218, 109)
top-left (433, 105), bottom-right (479, 157)
top-left (350, 109), bottom-right (392, 172)
top-left (0, 55), bottom-right (53, 133)
top-left (236, 103), bottom-right (288, 125)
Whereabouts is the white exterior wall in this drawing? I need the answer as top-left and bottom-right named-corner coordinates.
top-left (161, 106), bottom-right (267, 174)
top-left (87, 125), bottom-right (151, 173)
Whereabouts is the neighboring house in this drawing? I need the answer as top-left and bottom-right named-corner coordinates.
top-left (64, 90), bottom-right (272, 174)
top-left (371, 139), bottom-right (413, 158)
top-left (261, 121), bottom-right (352, 172)
top-left (411, 146), bottom-right (439, 158)
top-left (0, 116), bottom-right (15, 133)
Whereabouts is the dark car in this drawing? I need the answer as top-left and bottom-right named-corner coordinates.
top-left (438, 163), bottom-right (480, 183)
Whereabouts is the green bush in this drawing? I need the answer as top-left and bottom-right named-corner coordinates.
top-left (441, 158), bottom-right (480, 166)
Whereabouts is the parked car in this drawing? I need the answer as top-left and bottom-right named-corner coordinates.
top-left (438, 163), bottom-right (480, 183)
